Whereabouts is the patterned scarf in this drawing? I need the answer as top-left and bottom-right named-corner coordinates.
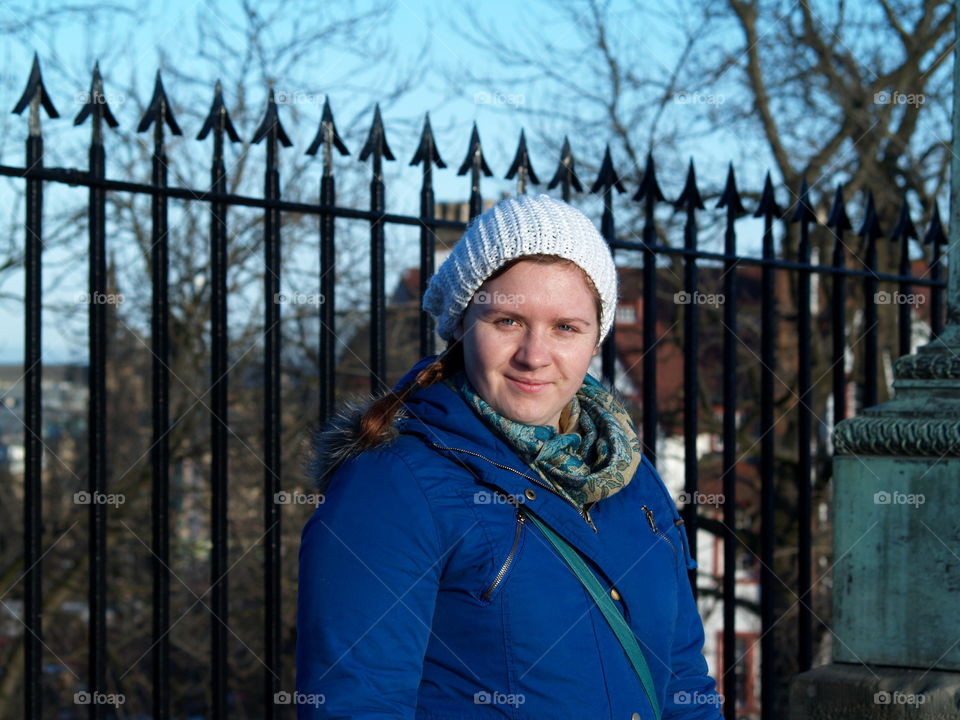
top-left (443, 370), bottom-right (642, 507)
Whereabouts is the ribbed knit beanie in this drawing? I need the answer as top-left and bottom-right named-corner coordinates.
top-left (422, 193), bottom-right (618, 344)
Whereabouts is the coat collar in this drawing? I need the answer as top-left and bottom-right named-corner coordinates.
top-left (307, 355), bottom-right (646, 592)
top-left (397, 365), bottom-right (641, 589)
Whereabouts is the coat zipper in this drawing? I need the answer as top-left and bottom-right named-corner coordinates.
top-left (642, 504), bottom-right (678, 562)
top-left (482, 510), bottom-right (526, 601)
top-left (429, 442), bottom-right (597, 532)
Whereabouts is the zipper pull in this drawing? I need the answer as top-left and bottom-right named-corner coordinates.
top-left (583, 508), bottom-right (597, 533)
top-left (641, 505), bottom-right (658, 533)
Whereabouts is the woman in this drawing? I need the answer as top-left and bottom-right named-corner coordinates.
top-left (297, 194), bottom-right (722, 719)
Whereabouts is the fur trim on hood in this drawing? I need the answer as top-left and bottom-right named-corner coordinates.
top-left (302, 394), bottom-right (410, 494)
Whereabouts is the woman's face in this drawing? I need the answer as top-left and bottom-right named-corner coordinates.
top-left (454, 259), bottom-right (600, 429)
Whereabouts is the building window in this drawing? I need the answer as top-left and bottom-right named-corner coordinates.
top-left (616, 304), bottom-right (637, 325)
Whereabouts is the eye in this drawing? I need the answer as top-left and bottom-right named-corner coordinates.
top-left (557, 323), bottom-right (577, 333)
top-left (495, 317), bottom-right (519, 327)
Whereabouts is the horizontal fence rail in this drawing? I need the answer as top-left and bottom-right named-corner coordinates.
top-left (7, 56), bottom-right (948, 720)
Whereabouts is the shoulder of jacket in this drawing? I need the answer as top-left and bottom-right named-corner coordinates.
top-left (302, 394), bottom-right (411, 493)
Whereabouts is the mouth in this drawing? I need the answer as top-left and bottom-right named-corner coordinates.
top-left (506, 376), bottom-right (551, 393)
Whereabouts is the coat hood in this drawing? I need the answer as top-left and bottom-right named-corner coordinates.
top-left (305, 356), bottom-right (437, 493)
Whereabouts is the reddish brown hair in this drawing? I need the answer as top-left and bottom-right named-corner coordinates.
top-left (353, 340), bottom-right (464, 450)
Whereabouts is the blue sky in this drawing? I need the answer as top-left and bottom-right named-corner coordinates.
top-left (0, 0), bottom-right (701, 364)
top-left (0, 0), bottom-right (937, 364)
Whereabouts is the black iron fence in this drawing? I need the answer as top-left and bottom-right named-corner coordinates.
top-left (4, 56), bottom-right (948, 720)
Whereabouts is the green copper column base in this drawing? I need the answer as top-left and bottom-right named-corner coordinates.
top-left (832, 455), bottom-right (960, 670)
top-left (789, 664), bottom-right (960, 719)
top-left (830, 337), bottom-right (960, 670)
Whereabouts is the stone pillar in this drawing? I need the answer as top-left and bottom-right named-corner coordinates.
top-left (788, 11), bottom-right (960, 719)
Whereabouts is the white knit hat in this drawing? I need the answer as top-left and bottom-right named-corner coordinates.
top-left (422, 193), bottom-right (618, 344)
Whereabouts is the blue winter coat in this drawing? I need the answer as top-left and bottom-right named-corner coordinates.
top-left (297, 356), bottom-right (722, 719)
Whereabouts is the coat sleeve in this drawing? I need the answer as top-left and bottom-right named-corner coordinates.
top-left (660, 565), bottom-right (724, 719)
top-left (296, 447), bottom-right (443, 719)
top-left (641, 457), bottom-right (724, 720)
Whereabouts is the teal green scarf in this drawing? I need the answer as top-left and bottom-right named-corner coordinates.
top-left (443, 371), bottom-right (642, 507)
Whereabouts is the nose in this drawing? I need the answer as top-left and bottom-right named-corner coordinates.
top-left (513, 327), bottom-right (550, 369)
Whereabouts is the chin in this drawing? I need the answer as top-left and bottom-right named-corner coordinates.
top-left (501, 401), bottom-right (555, 427)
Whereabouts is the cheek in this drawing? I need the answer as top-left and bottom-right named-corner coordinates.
top-left (470, 324), bottom-right (506, 354)
top-left (462, 326), bottom-right (504, 377)
top-left (557, 339), bottom-right (598, 368)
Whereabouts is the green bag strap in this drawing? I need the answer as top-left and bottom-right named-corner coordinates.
top-left (524, 509), bottom-right (662, 720)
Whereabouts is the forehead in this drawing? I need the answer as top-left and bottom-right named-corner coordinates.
top-left (476, 261), bottom-right (596, 315)
top-left (485, 258), bottom-right (591, 287)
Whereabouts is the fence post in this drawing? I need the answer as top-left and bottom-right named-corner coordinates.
top-left (590, 145), bottom-right (624, 391)
top-left (826, 184), bottom-right (851, 429)
top-left (754, 171), bottom-right (780, 720)
top-left (547, 137), bottom-right (581, 203)
top-left (675, 160), bottom-right (704, 602)
top-left (197, 79), bottom-right (240, 720)
top-left (136, 70), bottom-right (181, 720)
top-left (251, 87), bottom-right (292, 720)
top-left (74, 62), bottom-right (119, 720)
top-left (306, 97), bottom-right (348, 423)
top-left (457, 122), bottom-right (491, 221)
top-left (410, 113), bottom-right (443, 358)
top-left (789, 178), bottom-right (815, 673)
top-left (635, 152), bottom-right (664, 465)
top-left (359, 105), bottom-right (393, 394)
top-left (506, 129), bottom-right (539, 196)
top-left (891, 196), bottom-right (918, 357)
top-left (13, 52), bottom-right (57, 720)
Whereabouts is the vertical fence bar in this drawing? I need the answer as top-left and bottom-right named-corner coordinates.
top-left (790, 179), bottom-right (814, 672)
top-left (197, 79), bottom-right (239, 720)
top-left (827, 185), bottom-right (851, 429)
top-left (926, 205), bottom-right (945, 339)
top-left (591, 146), bottom-right (625, 390)
top-left (210, 93), bottom-right (230, 720)
top-left (148, 78), bottom-right (172, 720)
top-left (87, 73), bottom-right (108, 720)
top-left (547, 136), bottom-right (582, 204)
top-left (859, 191), bottom-right (882, 409)
top-left (635, 153), bottom-right (663, 463)
top-left (319, 142), bottom-right (336, 418)
top-left (252, 88), bottom-right (292, 720)
top-left (22, 113), bottom-right (43, 718)
top-left (73, 63), bottom-right (118, 720)
top-left (13, 54), bottom-right (58, 720)
top-left (457, 122), bottom-right (491, 221)
top-left (359, 105), bottom-right (393, 393)
top-left (674, 160), bottom-right (703, 596)
top-left (506, 129), bottom-right (539, 196)
top-left (410, 113), bottom-right (444, 358)
top-left (754, 172), bottom-right (780, 720)
top-left (891, 196), bottom-right (917, 357)
top-left (717, 163), bottom-right (745, 718)
top-left (306, 97), bottom-right (347, 424)
top-left (136, 71), bottom-right (181, 720)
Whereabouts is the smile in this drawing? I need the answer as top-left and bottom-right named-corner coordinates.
top-left (506, 376), bottom-right (551, 393)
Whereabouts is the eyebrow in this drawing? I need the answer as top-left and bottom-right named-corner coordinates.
top-left (476, 306), bottom-right (594, 326)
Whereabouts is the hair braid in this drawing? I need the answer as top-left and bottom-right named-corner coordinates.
top-left (354, 341), bottom-right (464, 450)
